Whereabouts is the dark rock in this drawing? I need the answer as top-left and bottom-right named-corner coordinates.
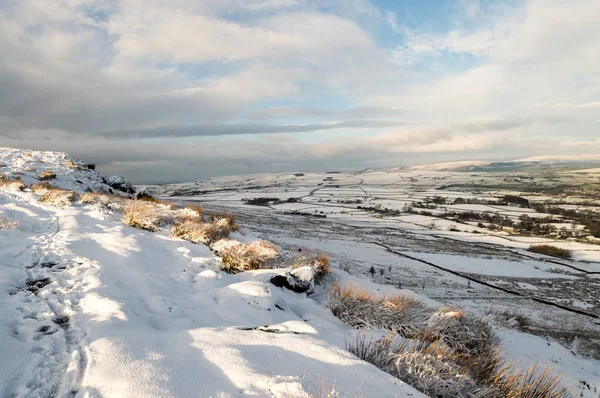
top-left (270, 267), bottom-right (315, 294)
top-left (106, 175), bottom-right (135, 194)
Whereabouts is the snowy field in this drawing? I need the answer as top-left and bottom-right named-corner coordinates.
top-left (153, 168), bottom-right (600, 396)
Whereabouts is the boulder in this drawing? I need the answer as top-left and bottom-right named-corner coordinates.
top-left (106, 175), bottom-right (135, 194)
top-left (270, 266), bottom-right (315, 294)
top-left (135, 186), bottom-right (156, 201)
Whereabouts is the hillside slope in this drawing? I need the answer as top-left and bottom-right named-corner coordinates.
top-left (1, 148), bottom-right (420, 397)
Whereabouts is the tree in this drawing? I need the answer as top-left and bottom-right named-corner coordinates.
top-left (369, 266), bottom-right (375, 276)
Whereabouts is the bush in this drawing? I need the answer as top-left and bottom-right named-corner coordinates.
top-left (38, 170), bottom-right (57, 181)
top-left (122, 201), bottom-right (165, 231)
top-left (0, 177), bottom-right (26, 191)
top-left (328, 282), bottom-right (428, 333)
top-left (220, 240), bottom-right (281, 274)
top-left (527, 245), bottom-right (572, 259)
top-left (291, 252), bottom-right (331, 284)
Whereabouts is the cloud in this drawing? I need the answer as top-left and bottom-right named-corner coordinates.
top-left (384, 10), bottom-right (399, 33)
top-left (537, 102), bottom-right (600, 109)
top-left (244, 106), bottom-right (404, 120)
top-left (91, 120), bottom-right (404, 139)
top-left (0, 0), bottom-right (598, 183)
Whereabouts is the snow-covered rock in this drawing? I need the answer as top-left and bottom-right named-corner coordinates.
top-left (106, 175), bottom-right (135, 194)
top-left (270, 266), bottom-right (315, 293)
top-left (135, 186), bottom-right (156, 200)
top-left (0, 146), bottom-right (124, 194)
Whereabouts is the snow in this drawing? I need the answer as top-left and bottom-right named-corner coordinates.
top-left (3, 147), bottom-right (600, 397)
top-left (0, 150), bottom-right (422, 397)
top-left (0, 147), bottom-right (117, 194)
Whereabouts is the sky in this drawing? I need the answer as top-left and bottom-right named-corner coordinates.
top-left (0, 0), bottom-right (599, 183)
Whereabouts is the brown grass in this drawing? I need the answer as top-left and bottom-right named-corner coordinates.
top-left (80, 192), bottom-right (126, 208)
top-left (31, 182), bottom-right (52, 193)
top-left (487, 363), bottom-right (568, 398)
top-left (0, 217), bottom-right (19, 229)
top-left (122, 201), bottom-right (165, 231)
top-left (291, 252), bottom-right (331, 284)
top-left (64, 160), bottom-right (80, 170)
top-left (39, 188), bottom-right (78, 207)
top-left (185, 205), bottom-right (203, 216)
top-left (527, 245), bottom-right (572, 259)
top-left (171, 216), bottom-right (232, 244)
top-left (220, 240), bottom-right (281, 274)
top-left (38, 170), bottom-right (57, 181)
top-left (339, 283), bottom-right (568, 398)
top-left (206, 211), bottom-right (238, 231)
top-left (0, 176), bottom-right (26, 191)
top-left (348, 332), bottom-right (568, 398)
top-left (329, 282), bottom-right (428, 332)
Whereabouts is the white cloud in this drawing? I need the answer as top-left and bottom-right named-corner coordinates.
top-left (0, 0), bottom-right (598, 182)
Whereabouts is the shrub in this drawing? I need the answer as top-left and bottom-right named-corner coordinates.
top-left (0, 217), bottom-right (19, 229)
top-left (39, 189), bottom-right (78, 207)
top-left (122, 201), bottom-right (165, 231)
top-left (31, 182), bottom-right (52, 193)
top-left (0, 177), bottom-right (26, 191)
top-left (328, 282), bottom-right (428, 333)
top-left (291, 252), bottom-right (331, 284)
top-left (38, 170), bottom-right (57, 180)
top-left (220, 240), bottom-right (281, 274)
top-left (527, 245), bottom-right (572, 259)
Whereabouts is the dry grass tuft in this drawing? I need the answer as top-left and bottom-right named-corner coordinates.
top-left (291, 252), bottom-right (331, 284)
top-left (206, 211), bottom-right (238, 231)
top-left (122, 201), bottom-right (165, 231)
top-left (39, 188), bottom-right (78, 207)
top-left (348, 332), bottom-right (567, 398)
top-left (171, 217), bottom-right (232, 244)
top-left (487, 363), bottom-right (569, 398)
top-left (527, 245), bottom-right (572, 259)
top-left (31, 182), bottom-right (52, 193)
top-left (80, 192), bottom-right (126, 208)
top-left (220, 240), bottom-right (281, 274)
top-left (38, 170), bottom-right (57, 181)
top-left (329, 282), bottom-right (428, 332)
top-left (211, 238), bottom-right (244, 254)
top-left (0, 217), bottom-right (19, 229)
top-left (0, 176), bottom-right (26, 191)
top-left (186, 205), bottom-right (203, 216)
top-left (64, 160), bottom-right (80, 170)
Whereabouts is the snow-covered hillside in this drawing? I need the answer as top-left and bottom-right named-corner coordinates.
top-left (0, 147), bottom-right (122, 194)
top-left (1, 148), bottom-right (421, 397)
